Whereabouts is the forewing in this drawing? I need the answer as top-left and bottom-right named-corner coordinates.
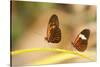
top-left (45, 14), bottom-right (61, 43)
top-left (72, 29), bottom-right (90, 52)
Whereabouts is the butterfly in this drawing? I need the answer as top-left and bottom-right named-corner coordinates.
top-left (72, 29), bottom-right (90, 52)
top-left (45, 14), bottom-right (61, 43)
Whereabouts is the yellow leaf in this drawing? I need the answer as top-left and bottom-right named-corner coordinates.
top-left (33, 53), bottom-right (77, 65)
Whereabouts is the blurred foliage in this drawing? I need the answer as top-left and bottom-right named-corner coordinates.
top-left (12, 1), bottom-right (96, 42)
top-left (12, 1), bottom-right (59, 43)
top-left (11, 1), bottom-right (96, 65)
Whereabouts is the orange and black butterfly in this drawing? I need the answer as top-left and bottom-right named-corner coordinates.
top-left (45, 14), bottom-right (61, 43)
top-left (72, 29), bottom-right (90, 52)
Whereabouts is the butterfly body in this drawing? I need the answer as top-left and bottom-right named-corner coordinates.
top-left (72, 29), bottom-right (90, 52)
top-left (45, 14), bottom-right (61, 43)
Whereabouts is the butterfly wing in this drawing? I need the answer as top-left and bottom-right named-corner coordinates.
top-left (48, 27), bottom-right (61, 43)
top-left (45, 14), bottom-right (61, 43)
top-left (72, 37), bottom-right (88, 51)
top-left (72, 29), bottom-right (90, 52)
top-left (49, 14), bottom-right (59, 27)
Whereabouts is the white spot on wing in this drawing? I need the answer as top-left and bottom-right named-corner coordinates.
top-left (52, 26), bottom-right (55, 28)
top-left (79, 34), bottom-right (87, 40)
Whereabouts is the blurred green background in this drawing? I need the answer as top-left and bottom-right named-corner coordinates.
top-left (11, 1), bottom-right (96, 65)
